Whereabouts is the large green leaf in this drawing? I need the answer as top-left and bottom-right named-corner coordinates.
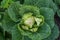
top-left (2, 12), bottom-right (22, 40)
top-left (12, 27), bottom-right (31, 40)
top-left (49, 1), bottom-right (58, 13)
top-left (40, 7), bottom-right (55, 28)
top-left (18, 23), bottom-right (51, 40)
top-left (24, 0), bottom-right (57, 12)
top-left (12, 25), bottom-right (22, 40)
top-left (2, 12), bottom-right (16, 33)
top-left (24, 0), bottom-right (50, 7)
top-left (43, 24), bottom-right (59, 40)
top-left (24, 36), bottom-right (31, 40)
top-left (7, 2), bottom-right (21, 22)
top-left (35, 0), bottom-right (58, 12)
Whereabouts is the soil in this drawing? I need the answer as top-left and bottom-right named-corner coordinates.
top-left (54, 13), bottom-right (60, 40)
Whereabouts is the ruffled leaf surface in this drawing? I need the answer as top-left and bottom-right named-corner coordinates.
top-left (7, 2), bottom-right (21, 22)
top-left (12, 25), bottom-right (22, 40)
top-left (43, 24), bottom-right (59, 40)
top-left (18, 23), bottom-right (51, 40)
top-left (2, 12), bottom-right (16, 33)
top-left (40, 7), bottom-right (55, 28)
top-left (24, 0), bottom-right (58, 12)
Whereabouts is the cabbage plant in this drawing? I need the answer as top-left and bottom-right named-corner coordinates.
top-left (0, 0), bottom-right (59, 40)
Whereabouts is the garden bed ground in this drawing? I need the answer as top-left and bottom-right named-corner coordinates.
top-left (55, 13), bottom-right (60, 40)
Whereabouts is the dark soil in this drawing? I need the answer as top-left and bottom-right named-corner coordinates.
top-left (54, 13), bottom-right (60, 40)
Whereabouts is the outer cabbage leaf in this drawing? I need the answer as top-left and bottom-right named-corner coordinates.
top-left (18, 23), bottom-right (51, 40)
top-left (2, 12), bottom-right (16, 33)
top-left (7, 2), bottom-right (21, 22)
top-left (49, 2), bottom-right (58, 13)
top-left (24, 0), bottom-right (58, 12)
top-left (40, 7), bottom-right (55, 28)
top-left (43, 24), bottom-right (59, 40)
top-left (12, 25), bottom-right (31, 40)
top-left (12, 25), bottom-right (22, 40)
top-left (2, 12), bottom-right (22, 40)
top-left (24, 0), bottom-right (50, 7)
top-left (24, 36), bottom-right (31, 40)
